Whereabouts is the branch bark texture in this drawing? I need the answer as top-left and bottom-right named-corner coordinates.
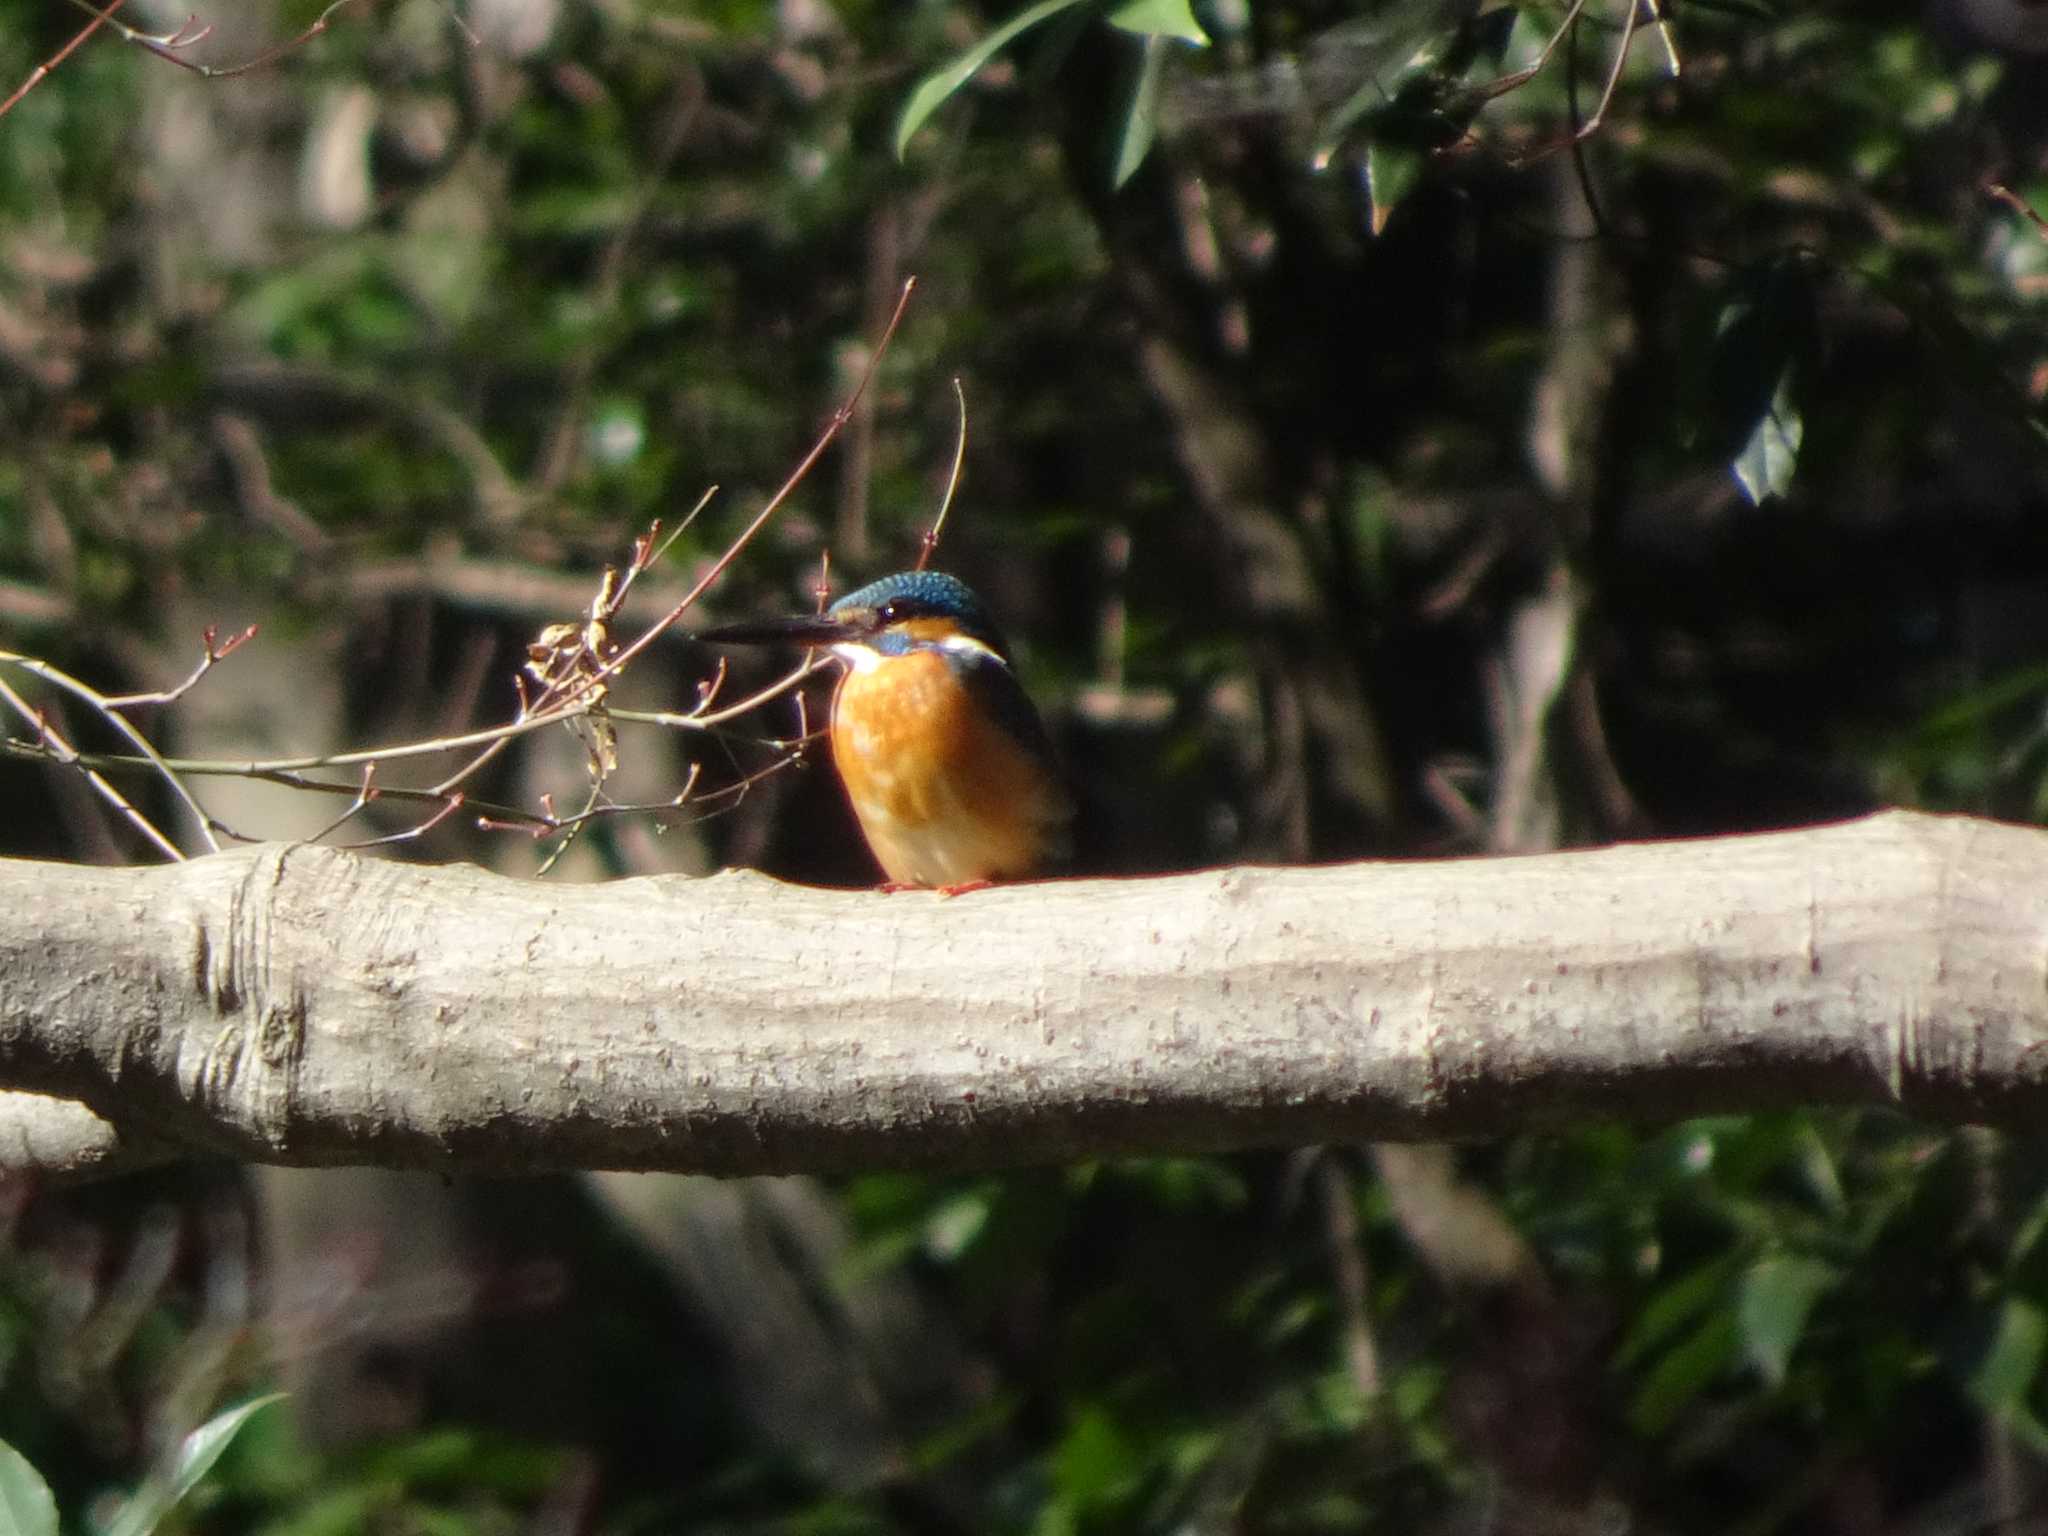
top-left (2, 812), bottom-right (2043, 1176)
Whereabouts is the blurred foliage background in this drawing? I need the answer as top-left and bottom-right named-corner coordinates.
top-left (4, 0), bottom-right (2048, 1529)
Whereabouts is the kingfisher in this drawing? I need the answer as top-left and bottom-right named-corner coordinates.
top-left (700, 570), bottom-right (1073, 891)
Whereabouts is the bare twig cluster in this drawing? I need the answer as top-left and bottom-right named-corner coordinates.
top-left (0, 624), bottom-right (255, 858)
top-left (1162, 0), bottom-right (1682, 175)
top-left (1470, 0), bottom-right (1681, 167)
top-left (0, 0), bottom-right (374, 122)
top-left (0, 281), bottom-right (922, 866)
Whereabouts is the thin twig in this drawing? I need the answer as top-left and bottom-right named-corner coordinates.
top-left (916, 378), bottom-right (969, 572)
top-left (0, 738), bottom-right (578, 832)
top-left (5, 696), bottom-right (574, 777)
top-left (614, 486), bottom-right (719, 615)
top-left (61, 0), bottom-right (364, 79)
top-left (650, 485), bottom-right (719, 566)
top-left (1, 647), bottom-right (820, 826)
top-left (329, 790), bottom-right (468, 850)
top-left (533, 779), bottom-right (604, 876)
top-left (1504, 0), bottom-right (1646, 168)
top-left (427, 732), bottom-right (514, 799)
top-left (523, 728), bottom-right (708, 874)
top-left (101, 626), bottom-right (258, 710)
top-left (0, 677), bottom-right (183, 860)
top-left (611, 655), bottom-right (829, 732)
top-left (1988, 183), bottom-right (2048, 243)
top-left (1471, 0), bottom-right (1592, 105)
top-left (0, 0), bottom-right (129, 122)
top-left (1564, 4), bottom-right (1608, 237)
top-left (299, 764), bottom-right (385, 847)
top-left (1446, 0), bottom-right (1676, 167)
top-left (590, 276), bottom-right (920, 692)
top-left (478, 753), bottom-right (802, 843)
top-left (0, 652), bottom-right (221, 853)
top-left (1581, 0), bottom-right (1646, 141)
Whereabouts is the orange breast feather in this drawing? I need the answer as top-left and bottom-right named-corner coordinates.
top-left (830, 651), bottom-right (1068, 886)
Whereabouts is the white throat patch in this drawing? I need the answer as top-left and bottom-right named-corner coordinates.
top-left (830, 633), bottom-right (1008, 673)
top-left (938, 632), bottom-right (1006, 664)
top-left (831, 641), bottom-right (883, 673)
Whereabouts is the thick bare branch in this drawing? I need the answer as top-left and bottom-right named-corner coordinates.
top-left (0, 812), bottom-right (2042, 1176)
top-left (0, 1091), bottom-right (171, 1179)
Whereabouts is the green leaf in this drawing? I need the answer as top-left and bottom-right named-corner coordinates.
top-left (1113, 33), bottom-right (1169, 188)
top-left (104, 1395), bottom-right (286, 1536)
top-left (1105, 0), bottom-right (1209, 46)
top-left (1966, 1297), bottom-right (2048, 1418)
top-left (1631, 1310), bottom-right (1740, 1436)
top-left (1787, 1117), bottom-right (1847, 1219)
top-left (2005, 1182), bottom-right (2048, 1296)
top-left (1364, 139), bottom-right (1425, 235)
top-left (1311, 78), bottom-right (1381, 171)
top-left (1053, 1406), bottom-right (1143, 1510)
top-left (1697, 257), bottom-right (1816, 504)
top-left (894, 0), bottom-right (1090, 158)
top-left (1619, 1253), bottom-right (1744, 1367)
top-left (1731, 367), bottom-right (1803, 505)
top-left (1737, 1254), bottom-right (1837, 1387)
top-left (1916, 663), bottom-right (2048, 740)
top-left (0, 1439), bottom-right (57, 1536)
top-left (1310, 0), bottom-right (1473, 167)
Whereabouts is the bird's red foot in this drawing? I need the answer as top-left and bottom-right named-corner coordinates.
top-left (937, 878), bottom-right (993, 898)
top-left (876, 880), bottom-right (918, 894)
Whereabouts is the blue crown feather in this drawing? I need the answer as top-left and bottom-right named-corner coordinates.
top-left (831, 570), bottom-right (1011, 658)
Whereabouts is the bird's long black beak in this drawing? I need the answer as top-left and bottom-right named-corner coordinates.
top-left (695, 614), bottom-right (862, 647)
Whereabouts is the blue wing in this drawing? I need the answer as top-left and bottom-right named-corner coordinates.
top-left (950, 646), bottom-right (1074, 854)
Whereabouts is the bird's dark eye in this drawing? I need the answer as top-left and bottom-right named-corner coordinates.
top-left (879, 600), bottom-right (901, 623)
